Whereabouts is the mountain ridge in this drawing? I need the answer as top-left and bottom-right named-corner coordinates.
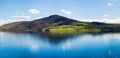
top-left (0, 15), bottom-right (120, 33)
top-left (0, 15), bottom-right (81, 32)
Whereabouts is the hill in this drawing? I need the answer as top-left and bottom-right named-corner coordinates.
top-left (0, 15), bottom-right (120, 33)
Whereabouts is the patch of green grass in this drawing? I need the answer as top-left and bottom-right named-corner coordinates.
top-left (42, 25), bottom-right (101, 34)
top-left (50, 27), bottom-right (76, 34)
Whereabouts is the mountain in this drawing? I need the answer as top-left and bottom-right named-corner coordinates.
top-left (0, 15), bottom-right (120, 33)
top-left (0, 15), bottom-right (81, 32)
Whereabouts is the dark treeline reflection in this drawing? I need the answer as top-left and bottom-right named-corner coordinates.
top-left (2, 31), bottom-right (119, 44)
top-left (0, 31), bottom-right (81, 44)
top-left (1, 31), bottom-right (120, 58)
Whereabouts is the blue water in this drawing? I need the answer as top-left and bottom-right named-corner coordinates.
top-left (0, 32), bottom-right (120, 58)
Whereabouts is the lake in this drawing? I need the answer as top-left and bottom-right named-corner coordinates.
top-left (0, 32), bottom-right (120, 58)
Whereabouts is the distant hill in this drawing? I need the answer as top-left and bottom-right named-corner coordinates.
top-left (0, 15), bottom-right (79, 32)
top-left (0, 15), bottom-right (120, 33)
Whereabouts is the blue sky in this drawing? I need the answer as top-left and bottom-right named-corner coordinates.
top-left (0, 0), bottom-right (120, 25)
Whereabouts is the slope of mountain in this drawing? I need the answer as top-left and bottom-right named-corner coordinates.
top-left (0, 15), bottom-right (82, 32)
top-left (0, 15), bottom-right (120, 33)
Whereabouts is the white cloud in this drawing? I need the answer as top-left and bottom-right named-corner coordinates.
top-left (11, 15), bottom-right (31, 19)
top-left (38, 17), bottom-right (43, 19)
top-left (103, 14), bottom-right (109, 18)
top-left (78, 18), bottom-right (120, 24)
top-left (113, 0), bottom-right (117, 2)
top-left (0, 19), bottom-right (30, 26)
top-left (35, 17), bottom-right (43, 19)
top-left (28, 9), bottom-right (40, 14)
top-left (107, 2), bottom-right (114, 6)
top-left (0, 15), bottom-right (32, 26)
top-left (61, 10), bottom-right (72, 14)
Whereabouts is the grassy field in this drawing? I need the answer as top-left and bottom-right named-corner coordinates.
top-left (43, 25), bottom-right (101, 34)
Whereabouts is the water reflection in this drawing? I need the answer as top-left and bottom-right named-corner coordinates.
top-left (0, 32), bottom-right (120, 58)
